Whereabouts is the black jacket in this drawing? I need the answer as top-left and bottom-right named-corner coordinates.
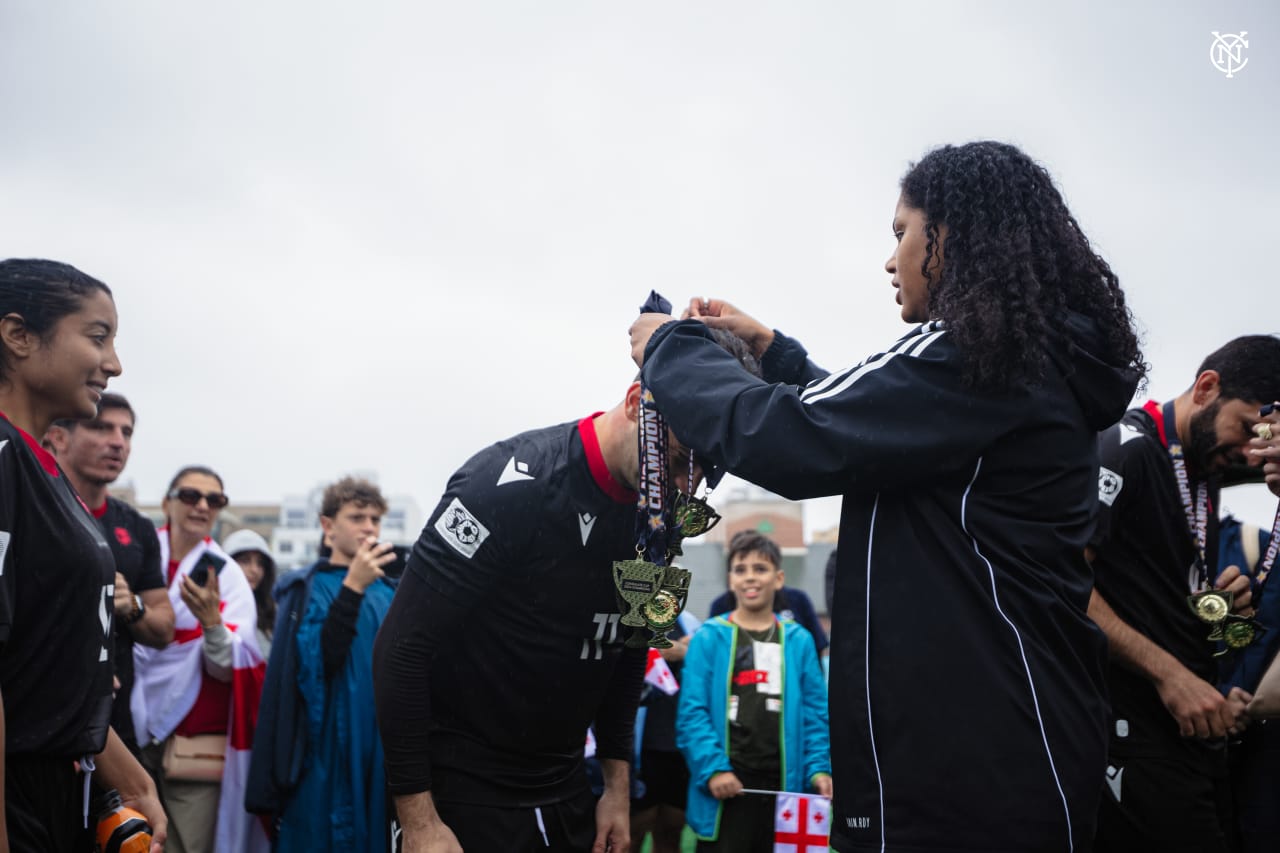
top-left (643, 317), bottom-right (1138, 852)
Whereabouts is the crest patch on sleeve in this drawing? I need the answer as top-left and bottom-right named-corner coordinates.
top-left (434, 498), bottom-right (490, 559)
top-left (1098, 467), bottom-right (1124, 506)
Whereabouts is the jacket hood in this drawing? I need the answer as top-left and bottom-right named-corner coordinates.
top-left (1049, 311), bottom-right (1141, 431)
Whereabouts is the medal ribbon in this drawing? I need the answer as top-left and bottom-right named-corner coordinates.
top-left (1259, 510), bottom-right (1280, 585)
top-left (1161, 401), bottom-right (1211, 591)
top-left (635, 390), bottom-right (671, 566)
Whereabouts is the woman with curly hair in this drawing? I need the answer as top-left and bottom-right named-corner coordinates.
top-left (630, 141), bottom-right (1146, 852)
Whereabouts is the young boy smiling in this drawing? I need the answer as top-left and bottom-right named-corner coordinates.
top-left (677, 531), bottom-right (831, 851)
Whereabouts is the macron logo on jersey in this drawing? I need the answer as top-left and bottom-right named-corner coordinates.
top-left (435, 498), bottom-right (491, 559)
top-left (578, 512), bottom-right (596, 546)
top-left (497, 456), bottom-right (536, 486)
top-left (1119, 423), bottom-right (1143, 445)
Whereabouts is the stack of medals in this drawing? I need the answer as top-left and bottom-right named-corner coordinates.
top-left (613, 390), bottom-right (699, 649)
top-left (1165, 401), bottom-right (1269, 654)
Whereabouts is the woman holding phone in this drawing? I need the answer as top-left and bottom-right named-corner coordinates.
top-left (132, 466), bottom-right (266, 853)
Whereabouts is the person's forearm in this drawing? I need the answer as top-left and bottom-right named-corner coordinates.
top-left (200, 624), bottom-right (233, 680)
top-left (94, 727), bottom-right (157, 800)
top-left (130, 593), bottom-right (175, 649)
top-left (600, 758), bottom-right (631, 798)
top-left (1089, 589), bottom-right (1182, 684)
top-left (395, 790), bottom-right (445, 833)
top-left (321, 586), bottom-right (363, 680)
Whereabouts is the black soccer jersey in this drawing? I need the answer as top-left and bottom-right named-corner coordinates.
top-left (375, 415), bottom-right (648, 807)
top-left (95, 496), bottom-right (164, 753)
top-left (0, 415), bottom-right (115, 758)
top-left (1091, 403), bottom-right (1223, 764)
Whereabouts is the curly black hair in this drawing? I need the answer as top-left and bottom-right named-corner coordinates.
top-left (899, 141), bottom-right (1148, 390)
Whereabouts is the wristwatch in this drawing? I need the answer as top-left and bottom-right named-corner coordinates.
top-left (125, 593), bottom-right (146, 625)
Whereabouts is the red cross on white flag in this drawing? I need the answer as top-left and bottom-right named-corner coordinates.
top-left (774, 793), bottom-right (830, 853)
top-left (645, 648), bottom-right (679, 695)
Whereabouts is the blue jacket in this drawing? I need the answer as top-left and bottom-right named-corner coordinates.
top-left (677, 616), bottom-right (831, 840)
top-left (277, 567), bottom-right (396, 853)
top-left (245, 565), bottom-right (316, 819)
top-left (1218, 517), bottom-right (1278, 693)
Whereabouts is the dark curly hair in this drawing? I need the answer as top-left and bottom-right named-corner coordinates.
top-left (899, 141), bottom-right (1147, 390)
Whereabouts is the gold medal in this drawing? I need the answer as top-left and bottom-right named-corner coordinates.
top-left (645, 566), bottom-right (691, 649)
top-left (613, 559), bottom-right (665, 628)
top-left (1187, 590), bottom-right (1233, 625)
top-left (674, 494), bottom-right (722, 538)
top-left (642, 590), bottom-right (680, 630)
top-left (1222, 618), bottom-right (1257, 650)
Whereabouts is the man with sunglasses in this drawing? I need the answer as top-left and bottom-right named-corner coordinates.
top-left (45, 393), bottom-right (176, 757)
top-left (374, 335), bottom-right (757, 853)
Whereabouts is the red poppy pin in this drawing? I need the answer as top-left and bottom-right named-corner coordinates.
top-left (115, 527), bottom-right (132, 547)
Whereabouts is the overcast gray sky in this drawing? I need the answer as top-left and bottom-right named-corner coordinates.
top-left (2, 1), bottom-right (1276, 532)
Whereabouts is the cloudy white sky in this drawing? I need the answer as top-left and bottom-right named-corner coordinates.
top-left (2, 1), bottom-right (1276, 532)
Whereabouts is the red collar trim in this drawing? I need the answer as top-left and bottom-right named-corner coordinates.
top-left (0, 410), bottom-right (60, 477)
top-left (91, 501), bottom-right (109, 519)
top-left (1142, 399), bottom-right (1169, 448)
top-left (577, 413), bottom-right (636, 504)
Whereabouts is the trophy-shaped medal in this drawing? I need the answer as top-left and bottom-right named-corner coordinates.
top-left (674, 493), bottom-right (721, 538)
top-left (644, 566), bottom-right (691, 649)
top-left (1214, 613), bottom-right (1268, 655)
top-left (1187, 590), bottom-right (1233, 625)
top-left (614, 559), bottom-right (665, 628)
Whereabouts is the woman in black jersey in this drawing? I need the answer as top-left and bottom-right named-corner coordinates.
top-left (0, 259), bottom-right (166, 852)
top-left (630, 142), bottom-right (1148, 852)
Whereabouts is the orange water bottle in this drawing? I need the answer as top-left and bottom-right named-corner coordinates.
top-left (94, 789), bottom-right (152, 853)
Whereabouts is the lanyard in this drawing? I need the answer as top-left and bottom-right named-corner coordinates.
top-left (634, 392), bottom-right (671, 566)
top-left (1161, 401), bottom-right (1211, 591)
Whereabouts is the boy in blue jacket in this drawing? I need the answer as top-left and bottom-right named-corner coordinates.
top-left (678, 531), bottom-right (831, 850)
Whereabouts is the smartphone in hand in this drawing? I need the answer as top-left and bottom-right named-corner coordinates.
top-left (188, 552), bottom-right (226, 587)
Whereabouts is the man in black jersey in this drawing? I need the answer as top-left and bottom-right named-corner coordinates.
top-left (46, 393), bottom-right (175, 756)
top-left (374, 348), bottom-right (756, 853)
top-left (1088, 335), bottom-right (1280, 851)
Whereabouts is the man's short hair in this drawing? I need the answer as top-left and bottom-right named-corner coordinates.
top-left (51, 392), bottom-right (135, 432)
top-left (726, 530), bottom-right (782, 571)
top-left (321, 476), bottom-right (388, 519)
top-left (1198, 336), bottom-right (1280, 405)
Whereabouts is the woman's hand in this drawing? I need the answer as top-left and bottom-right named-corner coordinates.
top-left (180, 570), bottom-right (222, 628)
top-left (684, 298), bottom-right (774, 358)
top-left (628, 313), bottom-right (675, 368)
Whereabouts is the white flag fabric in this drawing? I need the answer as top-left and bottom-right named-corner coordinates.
top-left (774, 793), bottom-right (831, 853)
top-left (644, 647), bottom-right (679, 695)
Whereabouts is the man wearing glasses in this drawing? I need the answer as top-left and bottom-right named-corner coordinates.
top-left (46, 393), bottom-right (176, 757)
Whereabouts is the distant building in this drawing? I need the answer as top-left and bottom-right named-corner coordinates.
top-left (119, 473), bottom-right (423, 571)
top-left (679, 482), bottom-right (834, 617)
top-left (704, 482), bottom-right (804, 548)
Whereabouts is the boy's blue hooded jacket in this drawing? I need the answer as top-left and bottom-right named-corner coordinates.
top-left (676, 616), bottom-right (831, 840)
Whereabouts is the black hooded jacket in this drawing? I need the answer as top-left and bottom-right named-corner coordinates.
top-left (642, 317), bottom-right (1138, 853)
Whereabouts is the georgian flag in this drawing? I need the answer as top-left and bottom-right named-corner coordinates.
top-left (644, 648), bottom-right (679, 695)
top-left (774, 793), bottom-right (831, 853)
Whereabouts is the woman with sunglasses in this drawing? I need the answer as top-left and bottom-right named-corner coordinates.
top-left (0, 259), bottom-right (166, 852)
top-left (131, 466), bottom-right (266, 853)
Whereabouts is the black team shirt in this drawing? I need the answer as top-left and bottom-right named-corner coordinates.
top-left (1091, 403), bottom-right (1223, 766)
top-left (0, 415), bottom-right (116, 758)
top-left (94, 496), bottom-right (165, 754)
top-left (375, 415), bottom-right (648, 807)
